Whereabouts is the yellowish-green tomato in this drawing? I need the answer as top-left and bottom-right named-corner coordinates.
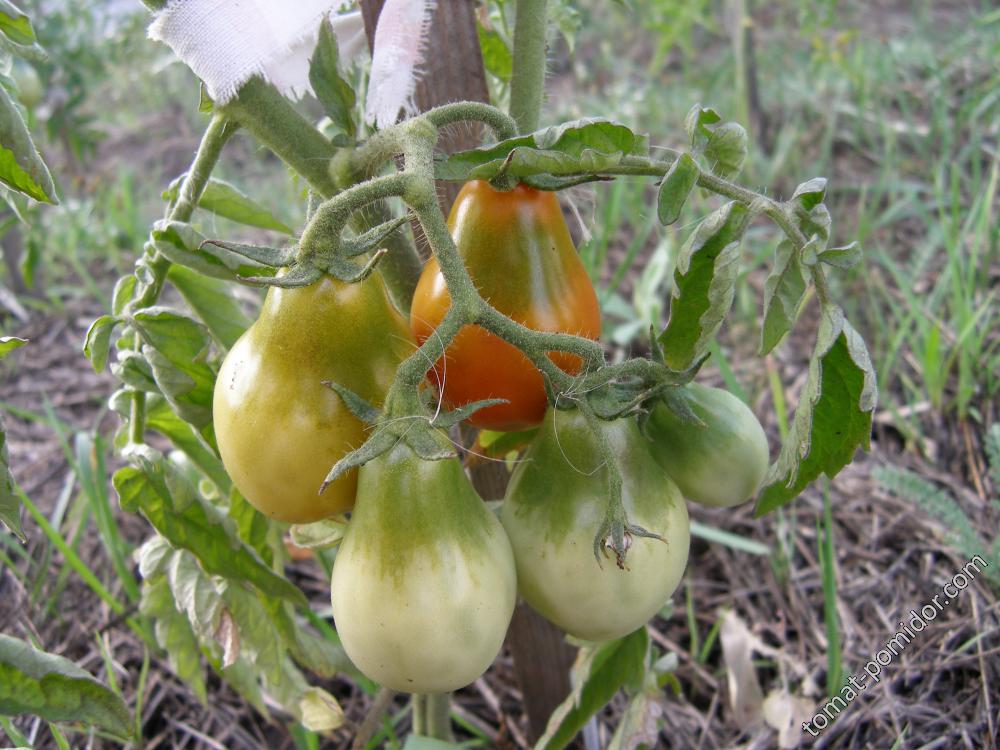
top-left (331, 444), bottom-right (517, 692)
top-left (646, 383), bottom-right (769, 508)
top-left (213, 274), bottom-right (413, 524)
top-left (501, 408), bottom-right (690, 642)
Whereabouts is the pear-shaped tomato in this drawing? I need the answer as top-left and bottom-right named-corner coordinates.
top-left (646, 384), bottom-right (769, 508)
top-left (410, 181), bottom-right (601, 432)
top-left (213, 274), bottom-right (413, 523)
top-left (331, 443), bottom-right (517, 692)
top-left (501, 408), bottom-right (690, 642)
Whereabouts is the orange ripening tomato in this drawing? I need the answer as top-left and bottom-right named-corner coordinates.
top-left (410, 180), bottom-right (601, 431)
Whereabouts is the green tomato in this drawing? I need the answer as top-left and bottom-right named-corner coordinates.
top-left (501, 408), bottom-right (690, 642)
top-left (213, 273), bottom-right (414, 524)
top-left (331, 442), bottom-right (517, 693)
top-left (646, 384), bottom-right (769, 508)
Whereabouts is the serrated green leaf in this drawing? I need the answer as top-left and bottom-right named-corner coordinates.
top-left (82, 315), bottom-right (118, 373)
top-left (0, 83), bottom-right (55, 203)
top-left (151, 220), bottom-right (276, 283)
top-left (754, 307), bottom-right (877, 516)
top-left (162, 178), bottom-right (292, 234)
top-left (0, 634), bottom-right (133, 738)
top-left (478, 24), bottom-right (512, 81)
top-left (817, 242), bottom-right (862, 270)
top-left (140, 575), bottom-right (208, 704)
top-left (760, 240), bottom-right (809, 355)
top-left (135, 534), bottom-right (175, 580)
top-left (435, 118), bottom-right (646, 182)
top-left (167, 265), bottom-right (250, 349)
top-left (132, 308), bottom-right (216, 428)
top-left (0, 414), bottom-right (23, 540)
top-left (536, 628), bottom-right (650, 750)
top-left (0, 335), bottom-right (27, 358)
top-left (309, 17), bottom-right (356, 139)
top-left (704, 121), bottom-right (747, 179)
top-left (113, 456), bottom-right (306, 605)
top-left (658, 202), bottom-right (748, 370)
top-left (656, 153), bottom-right (699, 226)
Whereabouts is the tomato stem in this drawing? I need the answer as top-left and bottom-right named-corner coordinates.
top-left (509, 0), bottom-right (550, 134)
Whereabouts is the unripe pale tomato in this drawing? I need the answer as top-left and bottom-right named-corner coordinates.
top-left (410, 181), bottom-right (601, 431)
top-left (501, 408), bottom-right (690, 642)
top-left (213, 273), bottom-right (413, 523)
top-left (331, 443), bottom-right (517, 692)
top-left (646, 384), bottom-right (769, 507)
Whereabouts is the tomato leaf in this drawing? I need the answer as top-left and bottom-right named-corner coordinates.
top-left (0, 633), bottom-right (133, 738)
top-left (113, 450), bottom-right (306, 606)
top-left (816, 241), bottom-right (862, 270)
top-left (309, 16), bottom-right (357, 139)
top-left (109, 352), bottom-right (158, 393)
top-left (607, 675), bottom-right (666, 750)
top-left (435, 118), bottom-right (647, 182)
top-left (0, 83), bottom-right (55, 203)
top-left (162, 178), bottom-right (292, 234)
top-left (289, 516), bottom-right (348, 550)
top-left (656, 153), bottom-right (699, 226)
top-left (657, 201), bottom-right (748, 370)
top-left (684, 103), bottom-right (722, 147)
top-left (477, 23), bottom-right (512, 82)
top-left (151, 220), bottom-right (277, 283)
top-left (754, 306), bottom-right (877, 516)
top-left (704, 121), bottom-right (748, 179)
top-left (82, 315), bottom-right (119, 373)
top-left (0, 413), bottom-right (24, 540)
top-left (131, 308), bottom-right (217, 429)
top-left (227, 489), bottom-right (275, 566)
top-left (536, 628), bottom-right (650, 750)
top-left (0, 0), bottom-right (35, 46)
top-left (760, 239), bottom-right (810, 355)
top-left (167, 265), bottom-right (251, 350)
top-left (0, 335), bottom-right (27, 358)
top-left (111, 275), bottom-right (138, 316)
top-left (144, 396), bottom-right (230, 494)
top-left (139, 575), bottom-right (209, 704)
top-left (791, 177), bottom-right (827, 210)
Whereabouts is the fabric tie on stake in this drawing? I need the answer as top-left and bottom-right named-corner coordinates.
top-left (148, 0), bottom-right (437, 127)
top-left (148, 0), bottom-right (367, 103)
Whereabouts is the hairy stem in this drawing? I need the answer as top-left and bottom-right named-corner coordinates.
top-left (128, 114), bottom-right (235, 444)
top-left (509, 0), bottom-right (550, 133)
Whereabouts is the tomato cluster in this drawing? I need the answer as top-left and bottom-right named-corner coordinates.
top-left (213, 181), bottom-right (769, 693)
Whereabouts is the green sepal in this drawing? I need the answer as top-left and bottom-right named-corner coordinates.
top-left (341, 214), bottom-right (411, 257)
top-left (430, 399), bottom-right (509, 429)
top-left (320, 430), bottom-right (397, 492)
top-left (151, 220), bottom-right (276, 283)
top-left (322, 380), bottom-right (379, 425)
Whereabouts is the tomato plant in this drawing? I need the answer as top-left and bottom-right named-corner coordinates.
top-left (410, 180), bottom-right (601, 431)
top-left (644, 383), bottom-right (770, 508)
top-left (331, 441), bottom-right (516, 693)
top-left (214, 273), bottom-right (413, 523)
top-left (53, 0), bottom-right (878, 744)
top-left (502, 407), bottom-right (690, 642)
